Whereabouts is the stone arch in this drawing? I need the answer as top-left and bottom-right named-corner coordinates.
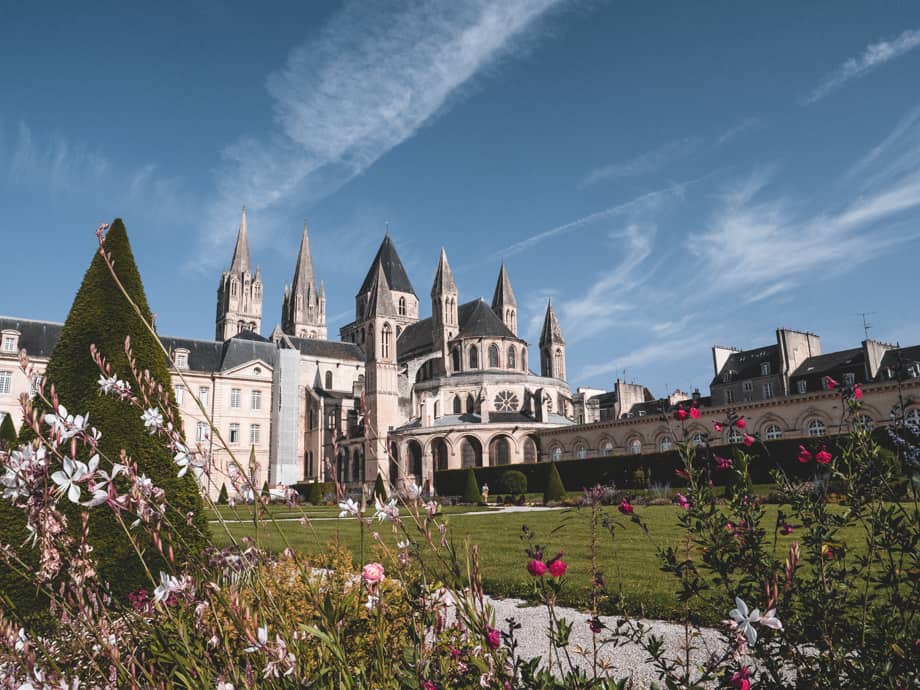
top-left (488, 343), bottom-right (500, 368)
top-left (460, 436), bottom-right (483, 468)
top-left (489, 434), bottom-right (512, 466)
top-left (406, 439), bottom-right (423, 480)
top-left (430, 437), bottom-right (450, 471)
top-left (466, 393), bottom-right (476, 414)
top-left (507, 345), bottom-right (516, 369)
top-left (352, 448), bottom-right (363, 483)
top-left (468, 344), bottom-right (479, 369)
top-left (598, 436), bottom-right (615, 456)
top-left (451, 346), bottom-right (462, 373)
top-left (793, 407), bottom-right (831, 434)
top-left (389, 441), bottom-right (400, 486)
top-left (549, 443), bottom-right (564, 462)
top-left (452, 395), bottom-right (462, 415)
top-left (656, 433), bottom-right (674, 452)
top-left (571, 436), bottom-right (591, 459)
top-left (626, 436), bottom-right (643, 455)
top-left (523, 435), bottom-right (539, 463)
top-left (325, 370), bottom-right (333, 390)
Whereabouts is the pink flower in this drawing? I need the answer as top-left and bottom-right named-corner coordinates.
top-left (713, 421), bottom-right (724, 432)
top-left (797, 446), bottom-right (813, 464)
top-left (362, 562), bottom-right (385, 584)
top-left (734, 418), bottom-right (747, 429)
top-left (486, 626), bottom-right (501, 649)
top-left (731, 666), bottom-right (752, 690)
top-left (422, 682), bottom-right (437, 690)
top-left (689, 406), bottom-right (701, 420)
top-left (527, 559), bottom-right (547, 577)
top-left (780, 523), bottom-right (793, 535)
top-left (675, 468), bottom-right (690, 479)
top-left (743, 434), bottom-right (755, 447)
top-left (816, 448), bottom-right (832, 465)
top-left (715, 456), bottom-right (733, 471)
top-left (588, 618), bottom-right (603, 634)
top-left (853, 384), bottom-right (863, 400)
top-left (675, 494), bottom-right (690, 509)
top-left (824, 376), bottom-right (838, 390)
top-left (548, 559), bottom-right (568, 578)
top-left (618, 499), bottom-right (634, 515)
top-left (674, 407), bottom-right (688, 421)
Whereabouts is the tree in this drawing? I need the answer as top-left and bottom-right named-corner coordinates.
top-left (373, 473), bottom-right (388, 502)
top-left (217, 483), bottom-right (229, 505)
top-left (462, 468), bottom-right (481, 504)
top-left (0, 219), bottom-right (208, 622)
top-left (543, 463), bottom-right (566, 504)
top-left (497, 470), bottom-right (527, 495)
top-left (261, 481), bottom-right (270, 498)
top-left (0, 413), bottom-right (16, 451)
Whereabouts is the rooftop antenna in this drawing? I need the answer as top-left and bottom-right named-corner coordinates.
top-left (858, 312), bottom-right (875, 340)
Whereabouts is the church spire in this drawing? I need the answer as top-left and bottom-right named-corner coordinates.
top-left (539, 299), bottom-right (566, 380)
top-left (229, 206), bottom-right (251, 273)
top-left (281, 219), bottom-right (327, 340)
top-left (491, 261), bottom-right (517, 336)
top-left (430, 247), bottom-right (457, 297)
top-left (291, 221), bottom-right (317, 300)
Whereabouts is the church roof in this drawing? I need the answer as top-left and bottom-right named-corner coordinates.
top-left (290, 222), bottom-right (317, 300)
top-left (457, 299), bottom-right (516, 339)
top-left (490, 262), bottom-right (516, 311)
top-left (539, 300), bottom-right (564, 346)
top-left (364, 261), bottom-right (397, 317)
top-left (228, 207), bottom-right (251, 273)
top-left (162, 331), bottom-right (275, 372)
top-left (358, 234), bottom-right (415, 297)
top-left (286, 336), bottom-right (364, 361)
top-left (0, 316), bottom-right (62, 357)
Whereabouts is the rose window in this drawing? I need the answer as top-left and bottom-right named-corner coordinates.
top-left (493, 390), bottom-right (519, 412)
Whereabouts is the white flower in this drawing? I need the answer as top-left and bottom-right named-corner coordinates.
top-left (141, 408), bottom-right (164, 434)
top-left (153, 571), bottom-right (178, 604)
top-left (216, 683), bottom-right (235, 690)
top-left (405, 483), bottom-right (423, 500)
top-left (397, 540), bottom-right (410, 550)
top-left (729, 596), bottom-right (761, 647)
top-left (364, 594), bottom-right (379, 610)
top-left (51, 456), bottom-right (90, 503)
top-left (374, 495), bottom-right (399, 522)
top-left (759, 608), bottom-right (783, 631)
top-left (245, 626), bottom-right (269, 653)
top-left (423, 500), bottom-right (439, 517)
top-left (44, 404), bottom-right (89, 440)
top-left (338, 497), bottom-right (360, 518)
top-left (173, 443), bottom-right (191, 478)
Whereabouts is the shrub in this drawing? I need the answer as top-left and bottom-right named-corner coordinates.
top-left (306, 481), bottom-right (324, 505)
top-left (372, 473), bottom-right (387, 501)
top-left (217, 483), bottom-right (229, 505)
top-left (261, 480), bottom-right (270, 498)
top-left (0, 414), bottom-right (15, 451)
top-left (497, 469), bottom-right (527, 495)
top-left (543, 462), bottom-right (566, 503)
top-left (462, 467), bottom-right (481, 504)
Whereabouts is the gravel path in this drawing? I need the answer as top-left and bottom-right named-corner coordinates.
top-left (486, 596), bottom-right (724, 688)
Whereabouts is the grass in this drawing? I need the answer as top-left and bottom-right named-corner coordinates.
top-left (206, 503), bottom-right (494, 521)
top-left (209, 501), bottom-right (876, 621)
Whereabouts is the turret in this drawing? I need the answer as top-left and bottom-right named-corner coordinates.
top-left (431, 248), bottom-right (458, 374)
top-left (215, 207), bottom-right (263, 340)
top-left (491, 262), bottom-right (517, 336)
top-left (282, 221), bottom-right (327, 339)
top-left (539, 299), bottom-right (566, 380)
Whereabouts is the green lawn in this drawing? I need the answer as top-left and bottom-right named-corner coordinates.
top-left (206, 503), bottom-right (494, 521)
top-left (209, 502), bottom-right (874, 620)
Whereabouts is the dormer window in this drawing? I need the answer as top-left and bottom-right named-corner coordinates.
top-left (760, 362), bottom-right (770, 376)
top-left (174, 349), bottom-right (189, 369)
top-left (1, 331), bottom-right (19, 353)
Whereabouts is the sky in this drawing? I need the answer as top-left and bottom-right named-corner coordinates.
top-left (2, 1), bottom-right (920, 396)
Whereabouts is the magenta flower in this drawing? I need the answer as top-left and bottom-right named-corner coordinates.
top-left (486, 626), bottom-right (501, 649)
top-left (853, 384), bottom-right (863, 400)
top-left (548, 559), bottom-right (567, 577)
top-left (780, 523), bottom-right (793, 535)
top-left (527, 559), bottom-right (547, 577)
top-left (713, 421), bottom-right (724, 432)
top-left (816, 448), bottom-right (833, 465)
top-left (731, 666), bottom-right (752, 690)
top-left (362, 562), bottom-right (385, 584)
top-left (824, 376), bottom-right (838, 389)
top-left (689, 406), bottom-right (701, 420)
top-left (588, 618), bottom-right (603, 634)
top-left (674, 407), bottom-right (688, 421)
top-left (618, 499), bottom-right (634, 515)
top-left (743, 434), bottom-right (755, 447)
top-left (797, 446), bottom-right (813, 463)
top-left (675, 493), bottom-right (690, 509)
top-left (422, 682), bottom-right (437, 690)
top-left (715, 456), bottom-right (733, 471)
top-left (734, 418), bottom-right (747, 429)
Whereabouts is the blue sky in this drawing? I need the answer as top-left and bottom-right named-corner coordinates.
top-left (2, 1), bottom-right (920, 395)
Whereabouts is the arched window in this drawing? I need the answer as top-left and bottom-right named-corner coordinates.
top-left (690, 432), bottom-right (705, 447)
top-left (521, 350), bottom-right (527, 372)
top-left (381, 323), bottom-right (392, 359)
top-left (507, 346), bottom-right (516, 369)
top-left (906, 408), bottom-right (920, 430)
top-left (468, 345), bottom-right (479, 369)
top-left (551, 446), bottom-right (562, 462)
top-left (524, 437), bottom-right (538, 463)
top-left (855, 414), bottom-right (872, 432)
top-left (230, 281), bottom-right (237, 296)
top-left (488, 344), bottom-right (499, 368)
top-left (728, 428), bottom-right (744, 444)
top-left (433, 400), bottom-right (440, 418)
top-left (601, 440), bottom-right (614, 456)
top-left (325, 371), bottom-right (333, 390)
top-left (575, 443), bottom-right (587, 459)
top-left (433, 438), bottom-right (449, 471)
top-left (628, 438), bottom-right (642, 455)
top-left (408, 440), bottom-right (422, 479)
top-left (554, 349), bottom-right (563, 377)
top-left (461, 437), bottom-right (482, 468)
top-left (452, 347), bottom-right (461, 373)
top-left (453, 395), bottom-right (461, 414)
top-left (764, 424), bottom-right (783, 440)
top-left (398, 296), bottom-right (406, 316)
top-left (807, 419), bottom-right (826, 437)
top-left (490, 436), bottom-right (511, 466)
top-left (466, 394), bottom-right (475, 414)
top-left (658, 437), bottom-right (673, 452)
top-left (352, 449), bottom-right (363, 483)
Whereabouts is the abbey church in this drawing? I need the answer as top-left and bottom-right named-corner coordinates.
top-left (0, 209), bottom-right (574, 498)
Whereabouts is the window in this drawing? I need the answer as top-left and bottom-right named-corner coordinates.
top-left (451, 348), bottom-right (461, 373)
top-left (453, 395), bottom-right (461, 414)
top-left (175, 352), bottom-right (187, 368)
top-left (493, 390), bottom-right (519, 412)
top-left (906, 408), bottom-right (920, 430)
top-left (807, 419), bottom-right (826, 437)
top-left (398, 296), bottom-right (406, 316)
top-left (433, 400), bottom-right (440, 418)
top-left (762, 382), bottom-right (774, 399)
top-left (690, 432), bottom-right (705, 447)
top-left (251, 389), bottom-right (261, 410)
top-left (174, 384), bottom-right (185, 405)
top-left (466, 394), bottom-right (475, 414)
top-left (856, 415), bottom-right (872, 431)
top-left (250, 424), bottom-right (260, 445)
top-left (575, 444), bottom-right (587, 459)
top-left (797, 380), bottom-right (807, 394)
top-left (488, 344), bottom-right (499, 368)
top-left (229, 423), bottom-right (240, 443)
top-left (524, 437), bottom-right (538, 463)
top-left (554, 349), bottom-right (563, 377)
top-left (760, 362), bottom-right (770, 376)
top-left (659, 437), bottom-right (673, 452)
top-left (844, 373), bottom-right (855, 386)
top-left (728, 428), bottom-right (744, 444)
top-left (628, 438), bottom-right (642, 455)
top-left (196, 422), bottom-right (208, 442)
top-left (468, 345), bottom-right (478, 369)
top-left (2, 336), bottom-right (15, 352)
top-left (765, 424), bottom-right (783, 440)
top-left (230, 388), bottom-right (241, 408)
top-left (551, 446), bottom-right (562, 461)
top-left (28, 374), bottom-right (41, 398)
top-left (325, 371), bottom-right (333, 390)
top-left (199, 386), bottom-right (210, 408)
top-left (0, 371), bottom-right (10, 395)
top-left (742, 381), bottom-right (753, 392)
top-left (381, 323), bottom-right (391, 359)
top-left (507, 346), bottom-right (516, 369)
top-left (725, 390), bottom-right (734, 404)
top-left (601, 441), bottom-right (614, 456)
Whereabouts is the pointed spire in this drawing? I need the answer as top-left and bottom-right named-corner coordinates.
top-left (358, 234), bottom-right (416, 297)
top-left (365, 260), bottom-right (396, 317)
top-left (290, 220), bottom-right (317, 299)
top-left (229, 206), bottom-right (251, 273)
top-left (430, 247), bottom-right (457, 297)
top-left (491, 261), bottom-right (517, 311)
top-left (540, 299), bottom-right (564, 346)
top-left (319, 280), bottom-right (326, 299)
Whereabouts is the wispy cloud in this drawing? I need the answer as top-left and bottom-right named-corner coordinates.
top-left (579, 137), bottom-right (700, 188)
top-left (203, 0), bottom-right (568, 263)
top-left (803, 27), bottom-right (920, 105)
top-left (717, 116), bottom-right (764, 146)
top-left (8, 122), bottom-right (110, 189)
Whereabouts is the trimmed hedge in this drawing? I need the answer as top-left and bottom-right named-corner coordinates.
top-left (217, 483), bottom-right (229, 505)
top-left (0, 219), bottom-right (208, 625)
top-left (0, 413), bottom-right (16, 450)
top-left (496, 470), bottom-right (527, 495)
top-left (434, 435), bottom-right (871, 496)
top-left (543, 463), bottom-right (566, 503)
top-left (462, 468), bottom-right (481, 504)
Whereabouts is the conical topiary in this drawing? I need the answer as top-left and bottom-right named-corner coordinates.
top-left (373, 473), bottom-right (387, 502)
top-left (0, 219), bottom-right (208, 622)
top-left (307, 481), bottom-right (324, 505)
top-left (462, 467), bottom-right (481, 504)
top-left (217, 483), bottom-right (229, 505)
top-left (0, 413), bottom-right (16, 451)
top-left (543, 462), bottom-right (566, 504)
top-left (261, 480), bottom-right (270, 498)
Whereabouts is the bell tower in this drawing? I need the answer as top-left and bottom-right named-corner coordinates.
top-left (216, 207), bottom-right (263, 341)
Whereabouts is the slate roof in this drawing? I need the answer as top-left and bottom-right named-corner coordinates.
top-left (457, 299), bottom-right (516, 339)
top-left (287, 336), bottom-right (364, 362)
top-left (0, 317), bottom-right (62, 358)
top-left (789, 348), bottom-right (866, 390)
top-left (159, 336), bottom-right (225, 372)
top-left (358, 235), bottom-right (415, 296)
top-left (710, 345), bottom-right (781, 387)
top-left (876, 345), bottom-right (920, 381)
top-left (397, 317), bottom-right (434, 360)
